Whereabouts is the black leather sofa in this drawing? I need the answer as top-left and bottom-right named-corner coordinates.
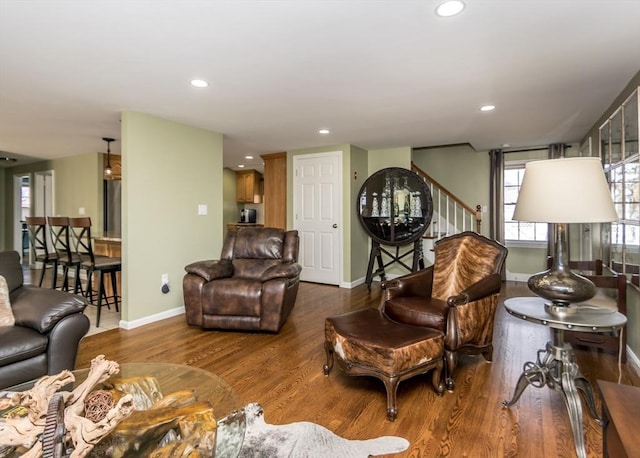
top-left (0, 250), bottom-right (89, 389)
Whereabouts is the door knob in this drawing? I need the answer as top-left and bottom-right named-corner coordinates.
top-left (332, 224), bottom-right (338, 228)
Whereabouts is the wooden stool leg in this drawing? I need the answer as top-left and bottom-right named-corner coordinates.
top-left (382, 376), bottom-right (400, 422)
top-left (62, 265), bottom-right (70, 291)
top-left (51, 261), bottom-right (58, 290)
top-left (73, 265), bottom-right (82, 295)
top-left (96, 271), bottom-right (105, 327)
top-left (110, 270), bottom-right (119, 312)
top-left (38, 264), bottom-right (46, 287)
top-left (85, 271), bottom-right (93, 301)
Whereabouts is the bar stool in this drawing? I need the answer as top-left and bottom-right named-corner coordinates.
top-left (47, 216), bottom-right (82, 292)
top-left (25, 216), bottom-right (59, 288)
top-left (69, 217), bottom-right (121, 327)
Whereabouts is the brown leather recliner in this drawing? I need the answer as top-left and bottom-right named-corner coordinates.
top-left (183, 227), bottom-right (302, 332)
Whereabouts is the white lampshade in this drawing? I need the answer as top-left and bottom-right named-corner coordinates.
top-left (513, 157), bottom-right (618, 224)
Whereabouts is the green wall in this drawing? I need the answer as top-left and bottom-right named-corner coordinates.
top-left (52, 153), bottom-right (102, 224)
top-left (1, 153), bottom-right (102, 252)
top-left (582, 71), bottom-right (640, 148)
top-left (286, 144), bottom-right (417, 285)
top-left (368, 146), bottom-right (411, 174)
top-left (222, 168), bottom-right (239, 232)
top-left (0, 169), bottom-right (6, 251)
top-left (348, 145), bottom-right (369, 283)
top-left (365, 147), bottom-right (414, 278)
top-left (288, 145), bottom-right (347, 284)
top-left (121, 111), bottom-right (223, 324)
top-left (581, 71), bottom-right (640, 359)
top-left (412, 144), bottom-right (489, 236)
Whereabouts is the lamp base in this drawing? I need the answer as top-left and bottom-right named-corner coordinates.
top-left (543, 301), bottom-right (578, 318)
top-left (528, 268), bottom-right (596, 318)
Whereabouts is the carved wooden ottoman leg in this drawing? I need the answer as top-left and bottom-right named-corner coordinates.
top-left (323, 340), bottom-right (335, 376)
top-left (445, 349), bottom-right (457, 391)
top-left (432, 360), bottom-right (445, 396)
top-left (382, 376), bottom-right (400, 422)
top-left (482, 344), bottom-right (494, 362)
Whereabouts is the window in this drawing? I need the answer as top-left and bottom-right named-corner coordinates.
top-left (504, 164), bottom-right (548, 242)
top-left (600, 87), bottom-right (640, 287)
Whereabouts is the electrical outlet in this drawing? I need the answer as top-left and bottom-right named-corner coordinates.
top-left (161, 274), bottom-right (169, 285)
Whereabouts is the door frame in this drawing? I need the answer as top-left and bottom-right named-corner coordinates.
top-left (12, 173), bottom-right (30, 257)
top-left (33, 170), bottom-right (55, 219)
top-left (27, 170), bottom-right (56, 266)
top-left (292, 151), bottom-right (343, 286)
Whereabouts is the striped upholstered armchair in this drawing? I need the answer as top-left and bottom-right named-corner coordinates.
top-left (379, 231), bottom-right (507, 391)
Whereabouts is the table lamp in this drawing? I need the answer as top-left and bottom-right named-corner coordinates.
top-left (513, 157), bottom-right (618, 317)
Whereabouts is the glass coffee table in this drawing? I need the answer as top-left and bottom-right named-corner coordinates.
top-left (5, 362), bottom-right (245, 458)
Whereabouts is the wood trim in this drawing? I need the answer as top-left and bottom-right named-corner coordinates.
top-left (261, 152), bottom-right (287, 229)
top-left (260, 152), bottom-right (286, 160)
top-left (411, 163), bottom-right (476, 215)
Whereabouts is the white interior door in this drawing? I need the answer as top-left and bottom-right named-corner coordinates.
top-left (293, 152), bottom-right (342, 285)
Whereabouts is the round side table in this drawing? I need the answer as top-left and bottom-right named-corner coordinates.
top-left (502, 297), bottom-right (626, 458)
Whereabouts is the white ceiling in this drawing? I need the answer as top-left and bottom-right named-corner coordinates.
top-left (1, 0), bottom-right (639, 171)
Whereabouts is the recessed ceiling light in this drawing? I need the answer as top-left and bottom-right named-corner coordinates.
top-left (245, 155), bottom-right (254, 160)
top-left (190, 79), bottom-right (209, 88)
top-left (480, 105), bottom-right (496, 112)
top-left (319, 129), bottom-right (330, 135)
top-left (238, 164), bottom-right (245, 168)
top-left (436, 1), bottom-right (465, 17)
top-left (502, 143), bottom-right (511, 148)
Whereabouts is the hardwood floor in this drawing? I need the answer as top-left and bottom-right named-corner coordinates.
top-left (75, 280), bottom-right (639, 457)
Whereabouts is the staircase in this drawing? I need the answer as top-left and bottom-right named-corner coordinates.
top-left (411, 163), bottom-right (482, 263)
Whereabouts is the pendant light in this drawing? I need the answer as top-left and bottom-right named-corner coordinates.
top-left (103, 137), bottom-right (115, 176)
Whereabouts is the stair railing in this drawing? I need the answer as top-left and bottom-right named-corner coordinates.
top-left (411, 163), bottom-right (482, 238)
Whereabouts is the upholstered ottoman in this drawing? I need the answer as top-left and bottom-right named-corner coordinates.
top-left (323, 308), bottom-right (445, 421)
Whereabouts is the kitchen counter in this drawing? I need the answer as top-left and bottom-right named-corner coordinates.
top-left (227, 223), bottom-right (264, 232)
top-left (93, 232), bottom-right (122, 242)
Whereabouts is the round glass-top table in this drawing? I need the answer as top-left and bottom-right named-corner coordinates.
top-left (5, 362), bottom-right (245, 458)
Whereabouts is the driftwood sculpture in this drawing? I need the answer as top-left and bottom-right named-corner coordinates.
top-left (0, 356), bottom-right (133, 458)
top-left (0, 355), bottom-right (218, 458)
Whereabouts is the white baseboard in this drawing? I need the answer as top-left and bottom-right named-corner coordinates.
top-left (626, 345), bottom-right (640, 377)
top-left (340, 276), bottom-right (365, 289)
top-left (506, 271), bottom-right (531, 282)
top-left (119, 306), bottom-right (185, 330)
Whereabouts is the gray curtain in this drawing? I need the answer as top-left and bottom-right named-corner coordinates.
top-left (548, 143), bottom-right (568, 159)
top-left (489, 149), bottom-right (504, 244)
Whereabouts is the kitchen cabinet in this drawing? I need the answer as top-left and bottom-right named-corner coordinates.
top-left (236, 170), bottom-right (263, 203)
top-left (261, 152), bottom-right (287, 229)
